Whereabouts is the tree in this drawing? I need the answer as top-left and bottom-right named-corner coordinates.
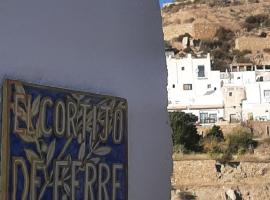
top-left (206, 125), bottom-right (224, 141)
top-left (169, 112), bottom-right (201, 152)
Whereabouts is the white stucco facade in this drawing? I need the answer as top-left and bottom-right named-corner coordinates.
top-left (242, 82), bottom-right (270, 120)
top-left (167, 54), bottom-right (223, 124)
top-left (0, 1), bottom-right (172, 199)
top-left (167, 53), bottom-right (270, 123)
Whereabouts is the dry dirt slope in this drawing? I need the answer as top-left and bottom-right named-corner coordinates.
top-left (162, 0), bottom-right (270, 41)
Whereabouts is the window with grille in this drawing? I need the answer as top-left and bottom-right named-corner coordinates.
top-left (183, 84), bottom-right (192, 90)
top-left (198, 65), bottom-right (205, 77)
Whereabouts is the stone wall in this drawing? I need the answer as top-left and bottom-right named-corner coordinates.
top-left (172, 160), bottom-right (270, 199)
top-left (235, 36), bottom-right (270, 52)
top-left (247, 121), bottom-right (270, 138)
top-left (163, 22), bottom-right (218, 41)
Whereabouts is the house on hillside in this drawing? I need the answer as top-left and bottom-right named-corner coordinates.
top-left (167, 53), bottom-right (270, 124)
top-left (167, 53), bottom-right (224, 124)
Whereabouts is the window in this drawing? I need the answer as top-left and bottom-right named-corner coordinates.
top-left (232, 66), bottom-right (237, 72)
top-left (264, 90), bottom-right (270, 97)
top-left (200, 113), bottom-right (208, 124)
top-left (209, 114), bottom-right (217, 123)
top-left (183, 84), bottom-right (192, 90)
top-left (237, 77), bottom-right (241, 79)
top-left (181, 67), bottom-right (185, 71)
top-left (246, 66), bottom-right (252, 71)
top-left (207, 84), bottom-right (211, 89)
top-left (172, 84), bottom-right (175, 88)
top-left (257, 65), bottom-right (263, 70)
top-left (257, 76), bottom-right (264, 82)
top-left (229, 92), bottom-right (233, 96)
top-left (266, 65), bottom-right (270, 70)
top-left (198, 65), bottom-right (205, 77)
top-left (239, 66), bottom-right (245, 71)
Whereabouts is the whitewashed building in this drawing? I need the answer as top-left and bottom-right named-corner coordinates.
top-left (167, 53), bottom-right (224, 124)
top-left (167, 53), bottom-right (270, 124)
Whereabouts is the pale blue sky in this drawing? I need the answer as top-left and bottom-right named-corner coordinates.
top-left (159, 0), bottom-right (173, 7)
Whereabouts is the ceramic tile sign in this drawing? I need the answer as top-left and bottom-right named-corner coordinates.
top-left (1, 80), bottom-right (128, 200)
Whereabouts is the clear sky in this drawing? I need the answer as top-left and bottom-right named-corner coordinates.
top-left (159, 0), bottom-right (173, 7)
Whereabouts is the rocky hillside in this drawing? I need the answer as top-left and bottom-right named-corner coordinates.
top-left (162, 0), bottom-right (270, 71)
top-left (171, 160), bottom-right (270, 200)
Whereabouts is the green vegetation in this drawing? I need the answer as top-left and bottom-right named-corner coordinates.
top-left (232, 49), bottom-right (252, 63)
top-left (201, 126), bottom-right (255, 162)
top-left (200, 27), bottom-right (235, 71)
top-left (226, 127), bottom-right (254, 155)
top-left (170, 114), bottom-right (256, 161)
top-left (244, 14), bottom-right (270, 31)
top-left (164, 40), bottom-right (172, 49)
top-left (178, 191), bottom-right (197, 200)
top-left (205, 125), bottom-right (224, 141)
top-left (169, 112), bottom-right (201, 153)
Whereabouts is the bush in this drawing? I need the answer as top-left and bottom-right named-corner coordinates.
top-left (169, 112), bottom-right (201, 152)
top-left (215, 27), bottom-right (235, 41)
top-left (212, 59), bottom-right (229, 72)
top-left (225, 127), bottom-right (253, 155)
top-left (263, 48), bottom-right (270, 53)
top-left (200, 40), bottom-right (222, 51)
top-left (232, 49), bottom-right (252, 63)
top-left (245, 14), bottom-right (268, 24)
top-left (206, 125), bottom-right (224, 141)
top-left (244, 14), bottom-right (270, 31)
top-left (164, 40), bottom-right (172, 49)
top-left (202, 126), bottom-right (225, 156)
top-left (179, 191), bottom-right (197, 200)
top-left (260, 32), bottom-right (267, 37)
top-left (202, 137), bottom-right (223, 154)
top-left (202, 126), bottom-right (255, 161)
top-left (173, 144), bottom-right (187, 154)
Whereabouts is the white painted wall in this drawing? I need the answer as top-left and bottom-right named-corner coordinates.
top-left (167, 54), bottom-right (223, 107)
top-left (0, 0), bottom-right (172, 199)
top-left (243, 82), bottom-right (270, 120)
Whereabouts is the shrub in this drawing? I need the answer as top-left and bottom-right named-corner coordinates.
top-left (212, 59), bottom-right (229, 72)
top-left (215, 27), bottom-right (235, 41)
top-left (225, 127), bottom-right (253, 155)
top-left (202, 126), bottom-right (255, 161)
top-left (263, 18), bottom-right (270, 27)
top-left (212, 49), bottom-right (230, 60)
top-left (236, 56), bottom-right (251, 63)
top-left (232, 49), bottom-right (252, 63)
top-left (248, 0), bottom-right (259, 3)
top-left (200, 40), bottom-right (222, 51)
top-left (179, 191), bottom-right (196, 200)
top-left (263, 48), bottom-right (270, 53)
top-left (202, 126), bottom-right (225, 157)
top-left (169, 112), bottom-right (201, 152)
top-left (164, 40), bottom-right (172, 49)
top-left (245, 14), bottom-right (268, 24)
top-left (260, 32), bottom-right (267, 38)
top-left (244, 14), bottom-right (270, 31)
top-left (202, 137), bottom-right (223, 154)
top-left (217, 151), bottom-right (233, 163)
top-left (206, 125), bottom-right (224, 141)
